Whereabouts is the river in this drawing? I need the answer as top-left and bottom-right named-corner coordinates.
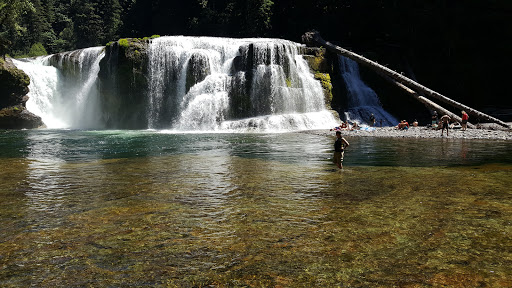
top-left (1, 129), bottom-right (511, 286)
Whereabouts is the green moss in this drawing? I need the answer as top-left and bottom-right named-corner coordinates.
top-left (302, 48), bottom-right (330, 73)
top-left (314, 73), bottom-right (333, 108)
top-left (118, 38), bottom-right (129, 48)
top-left (0, 105), bottom-right (23, 117)
top-left (141, 35), bottom-right (161, 41)
top-left (312, 57), bottom-right (325, 71)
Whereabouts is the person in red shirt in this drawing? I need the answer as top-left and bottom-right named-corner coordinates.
top-left (461, 111), bottom-right (469, 131)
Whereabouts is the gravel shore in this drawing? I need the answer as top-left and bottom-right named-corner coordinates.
top-left (305, 124), bottom-right (512, 140)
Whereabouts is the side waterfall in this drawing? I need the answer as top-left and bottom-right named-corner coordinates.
top-left (339, 56), bottom-right (397, 126)
top-left (14, 37), bottom-right (339, 131)
top-left (13, 47), bottom-right (105, 129)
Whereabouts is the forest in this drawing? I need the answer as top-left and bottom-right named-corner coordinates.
top-left (1, 0), bottom-right (511, 111)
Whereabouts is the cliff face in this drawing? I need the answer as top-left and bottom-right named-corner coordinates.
top-left (98, 39), bottom-right (150, 129)
top-left (301, 47), bottom-right (344, 120)
top-left (0, 58), bottom-right (43, 129)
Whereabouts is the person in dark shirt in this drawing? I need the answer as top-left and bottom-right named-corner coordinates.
top-left (369, 113), bottom-right (376, 126)
top-left (333, 131), bottom-right (350, 169)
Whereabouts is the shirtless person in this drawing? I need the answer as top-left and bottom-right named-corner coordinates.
top-left (333, 131), bottom-right (350, 169)
top-left (440, 114), bottom-right (451, 136)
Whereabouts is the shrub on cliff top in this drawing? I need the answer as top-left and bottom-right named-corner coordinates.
top-left (119, 38), bottom-right (129, 48)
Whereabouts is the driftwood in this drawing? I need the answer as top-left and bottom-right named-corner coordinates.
top-left (302, 30), bottom-right (510, 128)
top-left (389, 77), bottom-right (476, 128)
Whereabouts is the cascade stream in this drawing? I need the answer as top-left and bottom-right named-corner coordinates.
top-left (338, 56), bottom-right (397, 126)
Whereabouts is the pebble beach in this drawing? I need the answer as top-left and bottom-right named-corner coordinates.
top-left (306, 124), bottom-right (512, 141)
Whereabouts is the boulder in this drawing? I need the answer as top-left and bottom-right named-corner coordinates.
top-left (0, 106), bottom-right (44, 129)
top-left (0, 58), bottom-right (30, 108)
top-left (0, 58), bottom-right (44, 129)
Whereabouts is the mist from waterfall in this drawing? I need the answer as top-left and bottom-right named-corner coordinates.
top-left (339, 56), bottom-right (397, 126)
top-left (13, 47), bottom-right (105, 129)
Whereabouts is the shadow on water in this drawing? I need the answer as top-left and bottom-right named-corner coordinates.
top-left (0, 129), bottom-right (511, 287)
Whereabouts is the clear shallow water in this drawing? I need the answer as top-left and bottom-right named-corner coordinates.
top-left (0, 130), bottom-right (511, 287)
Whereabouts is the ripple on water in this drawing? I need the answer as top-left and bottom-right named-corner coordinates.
top-left (0, 131), bottom-right (511, 286)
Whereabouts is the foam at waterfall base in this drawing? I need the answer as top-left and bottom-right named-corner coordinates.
top-left (159, 111), bottom-right (339, 134)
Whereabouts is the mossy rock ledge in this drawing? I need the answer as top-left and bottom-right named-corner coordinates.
top-left (99, 38), bottom-right (150, 129)
top-left (300, 47), bottom-right (336, 111)
top-left (0, 58), bottom-right (43, 129)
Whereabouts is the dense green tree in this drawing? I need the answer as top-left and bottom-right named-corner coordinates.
top-left (27, 42), bottom-right (47, 57)
top-left (0, 0), bottom-right (510, 109)
top-left (0, 0), bottom-right (35, 57)
top-left (71, 0), bottom-right (103, 48)
top-left (96, 0), bottom-right (122, 43)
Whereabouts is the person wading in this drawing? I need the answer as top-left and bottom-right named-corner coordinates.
top-left (333, 131), bottom-right (350, 169)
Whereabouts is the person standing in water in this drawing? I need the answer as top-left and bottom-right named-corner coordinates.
top-left (333, 131), bottom-right (350, 169)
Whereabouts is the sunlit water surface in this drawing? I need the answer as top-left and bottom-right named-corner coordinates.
top-left (0, 130), bottom-right (511, 287)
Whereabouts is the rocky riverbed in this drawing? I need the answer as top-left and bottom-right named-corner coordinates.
top-left (306, 124), bottom-right (512, 140)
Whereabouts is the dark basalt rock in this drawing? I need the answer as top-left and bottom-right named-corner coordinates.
top-left (98, 39), bottom-right (150, 129)
top-left (0, 106), bottom-right (44, 129)
top-left (0, 58), bottom-right (44, 129)
top-left (0, 58), bottom-right (30, 108)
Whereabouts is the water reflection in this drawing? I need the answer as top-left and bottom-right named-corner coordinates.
top-left (25, 132), bottom-right (68, 230)
top-left (0, 130), bottom-right (511, 286)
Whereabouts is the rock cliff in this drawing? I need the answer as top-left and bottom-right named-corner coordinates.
top-left (98, 39), bottom-right (149, 129)
top-left (0, 58), bottom-right (43, 129)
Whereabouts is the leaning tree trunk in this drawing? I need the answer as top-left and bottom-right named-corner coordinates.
top-left (302, 30), bottom-right (510, 128)
top-left (388, 77), bottom-right (476, 129)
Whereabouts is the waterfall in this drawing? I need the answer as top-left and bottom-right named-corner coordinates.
top-left (14, 37), bottom-right (338, 132)
top-left (13, 47), bottom-right (105, 129)
top-left (147, 36), bottom-right (336, 132)
top-left (339, 56), bottom-right (397, 126)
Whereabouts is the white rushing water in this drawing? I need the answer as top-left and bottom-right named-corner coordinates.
top-left (13, 47), bottom-right (105, 129)
top-left (148, 36), bottom-right (337, 132)
top-left (339, 56), bottom-right (397, 126)
top-left (14, 37), bottom-right (338, 132)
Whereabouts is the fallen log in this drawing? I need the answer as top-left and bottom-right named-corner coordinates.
top-left (302, 30), bottom-right (510, 128)
top-left (388, 78), bottom-right (476, 129)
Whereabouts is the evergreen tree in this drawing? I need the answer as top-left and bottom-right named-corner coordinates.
top-left (97, 0), bottom-right (122, 43)
top-left (0, 0), bottom-right (35, 57)
top-left (71, 0), bottom-right (103, 48)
